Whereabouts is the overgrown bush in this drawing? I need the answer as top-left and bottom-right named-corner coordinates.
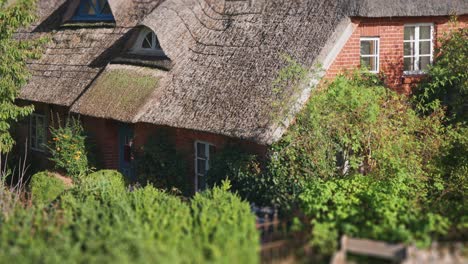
top-left (30, 171), bottom-right (66, 206)
top-left (274, 72), bottom-right (458, 252)
top-left (414, 18), bottom-right (468, 121)
top-left (48, 118), bottom-right (89, 180)
top-left (191, 181), bottom-right (260, 263)
top-left (136, 133), bottom-right (188, 195)
top-left (0, 170), bottom-right (259, 263)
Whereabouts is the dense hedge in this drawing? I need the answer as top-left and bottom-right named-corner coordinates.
top-left (30, 171), bottom-right (67, 206)
top-left (0, 170), bottom-right (259, 263)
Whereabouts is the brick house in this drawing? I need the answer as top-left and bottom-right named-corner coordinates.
top-left (15, 0), bottom-right (467, 192)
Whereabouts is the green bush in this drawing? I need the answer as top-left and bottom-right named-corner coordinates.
top-left (414, 19), bottom-right (468, 121)
top-left (79, 170), bottom-right (126, 199)
top-left (191, 181), bottom-right (260, 263)
top-left (30, 171), bottom-right (66, 206)
top-left (48, 118), bottom-right (89, 180)
top-left (1, 171), bottom-right (259, 263)
top-left (136, 133), bottom-right (189, 195)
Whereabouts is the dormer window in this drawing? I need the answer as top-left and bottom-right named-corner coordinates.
top-left (72, 0), bottom-right (114, 21)
top-left (131, 28), bottom-right (165, 56)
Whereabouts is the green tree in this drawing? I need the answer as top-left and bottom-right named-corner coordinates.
top-left (0, 0), bottom-right (44, 153)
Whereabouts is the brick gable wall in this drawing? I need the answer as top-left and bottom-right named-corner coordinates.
top-left (326, 15), bottom-right (468, 94)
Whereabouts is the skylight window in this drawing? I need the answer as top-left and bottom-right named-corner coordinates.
top-left (72, 0), bottom-right (114, 21)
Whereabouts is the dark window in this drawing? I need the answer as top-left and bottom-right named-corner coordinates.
top-left (72, 0), bottom-right (114, 21)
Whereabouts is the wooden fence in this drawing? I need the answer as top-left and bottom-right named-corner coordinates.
top-left (255, 208), bottom-right (309, 264)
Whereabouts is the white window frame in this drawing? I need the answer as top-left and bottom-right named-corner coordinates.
top-left (30, 113), bottom-right (47, 152)
top-left (360, 37), bottom-right (380, 73)
top-left (403, 23), bottom-right (434, 75)
top-left (131, 28), bottom-right (165, 56)
top-left (194, 140), bottom-right (214, 192)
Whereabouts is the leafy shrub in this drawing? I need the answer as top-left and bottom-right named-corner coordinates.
top-left (29, 171), bottom-right (66, 206)
top-left (1, 171), bottom-right (259, 263)
top-left (191, 181), bottom-right (260, 263)
top-left (79, 170), bottom-right (126, 200)
top-left (207, 146), bottom-right (264, 202)
top-left (300, 175), bottom-right (449, 254)
top-left (267, 72), bottom-right (456, 252)
top-left (136, 133), bottom-right (189, 195)
top-left (48, 118), bottom-right (89, 180)
top-left (414, 18), bottom-right (467, 121)
top-left (428, 126), bottom-right (468, 239)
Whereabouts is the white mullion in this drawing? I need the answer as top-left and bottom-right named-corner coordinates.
top-left (414, 26), bottom-right (420, 71)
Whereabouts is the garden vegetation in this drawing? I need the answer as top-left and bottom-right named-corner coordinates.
top-left (0, 170), bottom-right (259, 263)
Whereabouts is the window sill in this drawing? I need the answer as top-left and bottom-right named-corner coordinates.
top-left (61, 21), bottom-right (116, 29)
top-left (112, 53), bottom-right (173, 71)
top-left (403, 71), bottom-right (427, 77)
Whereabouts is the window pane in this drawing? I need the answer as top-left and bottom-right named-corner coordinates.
top-left (404, 57), bottom-right (414, 71)
top-left (419, 41), bottom-right (431, 55)
top-left (404, 42), bottom-right (414, 56)
top-left (101, 1), bottom-right (112, 15)
top-left (197, 143), bottom-right (206, 158)
top-left (361, 57), bottom-right (371, 69)
top-left (197, 159), bottom-right (206, 175)
top-left (419, 56), bottom-right (431, 71)
top-left (142, 33), bottom-right (152, 49)
top-left (153, 35), bottom-right (162, 50)
top-left (360, 41), bottom-right (371, 55)
top-left (404, 26), bottom-right (415, 40)
top-left (85, 0), bottom-right (96, 15)
top-left (419, 26), bottom-right (431, 39)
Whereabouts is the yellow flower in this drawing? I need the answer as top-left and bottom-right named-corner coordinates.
top-left (76, 151), bottom-right (82, 154)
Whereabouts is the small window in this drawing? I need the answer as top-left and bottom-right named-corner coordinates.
top-left (195, 141), bottom-right (215, 191)
top-left (360, 37), bottom-right (379, 73)
top-left (404, 24), bottom-right (433, 74)
top-left (131, 28), bottom-right (165, 56)
top-left (72, 0), bottom-right (114, 21)
top-left (30, 113), bottom-right (47, 152)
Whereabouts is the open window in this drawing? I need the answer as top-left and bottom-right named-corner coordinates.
top-left (130, 27), bottom-right (165, 57)
top-left (72, 0), bottom-right (114, 21)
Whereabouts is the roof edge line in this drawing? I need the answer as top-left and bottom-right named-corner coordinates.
top-left (266, 17), bottom-right (356, 145)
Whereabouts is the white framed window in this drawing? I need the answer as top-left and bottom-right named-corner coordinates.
top-left (131, 28), bottom-right (165, 56)
top-left (360, 37), bottom-right (380, 73)
top-left (194, 141), bottom-right (215, 192)
top-left (403, 23), bottom-right (434, 74)
top-left (30, 113), bottom-right (47, 152)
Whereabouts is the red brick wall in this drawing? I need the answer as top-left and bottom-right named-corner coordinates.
top-left (326, 15), bottom-right (468, 94)
top-left (133, 123), bottom-right (267, 193)
top-left (82, 116), bottom-right (120, 170)
top-left (13, 101), bottom-right (69, 172)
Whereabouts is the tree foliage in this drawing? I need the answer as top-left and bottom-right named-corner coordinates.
top-left (0, 0), bottom-right (46, 153)
top-left (414, 18), bottom-right (468, 121)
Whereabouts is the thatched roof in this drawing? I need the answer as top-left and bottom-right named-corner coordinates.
top-left (70, 64), bottom-right (163, 122)
top-left (20, 0), bottom-right (468, 144)
top-left (356, 0), bottom-right (468, 17)
top-left (17, 0), bottom-right (163, 106)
